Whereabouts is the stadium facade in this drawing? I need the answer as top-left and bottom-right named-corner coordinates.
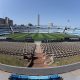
top-left (0, 17), bottom-right (13, 26)
top-left (0, 24), bottom-right (79, 35)
top-left (0, 16), bottom-right (79, 35)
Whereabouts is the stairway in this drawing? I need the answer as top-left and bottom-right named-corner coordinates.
top-left (32, 41), bottom-right (47, 68)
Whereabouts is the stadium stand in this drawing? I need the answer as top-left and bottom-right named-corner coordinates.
top-left (25, 37), bottom-right (34, 42)
top-left (41, 42), bottom-right (80, 63)
top-left (6, 38), bottom-right (13, 41)
top-left (41, 39), bottom-right (64, 43)
top-left (0, 37), bottom-right (7, 41)
top-left (41, 37), bottom-right (80, 43)
top-left (64, 37), bottom-right (80, 42)
top-left (6, 37), bottom-right (34, 42)
top-left (0, 42), bottom-right (36, 60)
top-left (0, 25), bottom-right (12, 35)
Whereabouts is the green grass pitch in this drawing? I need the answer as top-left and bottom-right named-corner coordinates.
top-left (5, 33), bottom-right (79, 41)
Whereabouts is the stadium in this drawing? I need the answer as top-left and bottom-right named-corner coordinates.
top-left (0, 21), bottom-right (80, 80)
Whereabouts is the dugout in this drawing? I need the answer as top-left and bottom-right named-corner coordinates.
top-left (64, 37), bottom-right (80, 42)
top-left (41, 39), bottom-right (64, 43)
top-left (25, 37), bottom-right (34, 42)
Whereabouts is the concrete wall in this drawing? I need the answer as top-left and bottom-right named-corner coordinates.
top-left (0, 62), bottom-right (80, 75)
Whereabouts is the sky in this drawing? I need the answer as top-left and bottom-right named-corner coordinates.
top-left (0, 0), bottom-right (80, 28)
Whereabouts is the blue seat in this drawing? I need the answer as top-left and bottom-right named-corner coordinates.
top-left (50, 74), bottom-right (62, 80)
top-left (28, 76), bottom-right (50, 80)
top-left (9, 74), bottom-right (62, 80)
top-left (9, 74), bottom-right (28, 80)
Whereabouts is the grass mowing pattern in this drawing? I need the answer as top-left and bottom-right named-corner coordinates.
top-left (42, 33), bottom-right (56, 40)
top-left (5, 33), bottom-right (80, 41)
top-left (8, 33), bottom-right (32, 40)
top-left (36, 33), bottom-right (45, 41)
top-left (0, 54), bottom-right (28, 67)
top-left (26, 33), bottom-right (46, 41)
top-left (50, 33), bottom-right (66, 40)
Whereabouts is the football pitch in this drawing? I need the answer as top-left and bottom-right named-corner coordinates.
top-left (5, 33), bottom-right (78, 41)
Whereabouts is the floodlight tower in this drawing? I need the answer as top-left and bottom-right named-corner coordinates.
top-left (37, 14), bottom-right (40, 33)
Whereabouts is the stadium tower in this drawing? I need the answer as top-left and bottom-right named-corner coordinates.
top-left (37, 14), bottom-right (40, 26)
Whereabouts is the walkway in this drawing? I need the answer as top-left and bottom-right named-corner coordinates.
top-left (0, 71), bottom-right (11, 80)
top-left (60, 69), bottom-right (80, 80)
top-left (32, 41), bottom-right (47, 67)
top-left (0, 69), bottom-right (80, 80)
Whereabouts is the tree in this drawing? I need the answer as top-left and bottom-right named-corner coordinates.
top-left (28, 23), bottom-right (33, 26)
